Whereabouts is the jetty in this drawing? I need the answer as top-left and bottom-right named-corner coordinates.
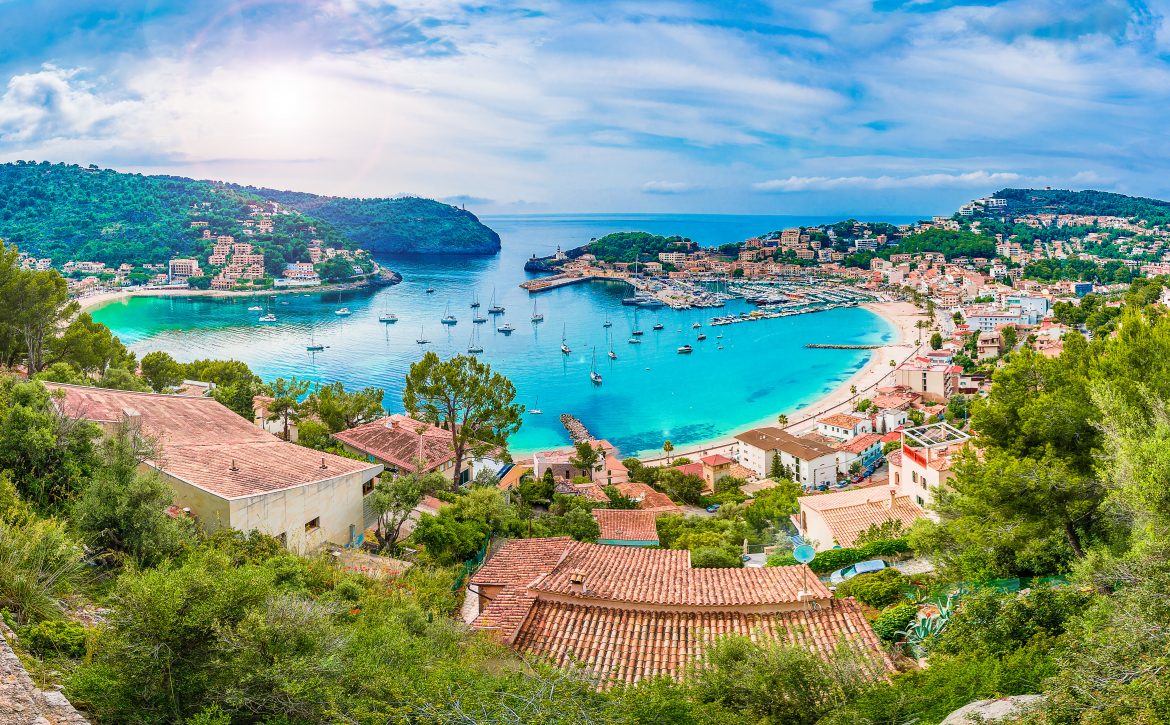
top-left (805, 344), bottom-right (881, 349)
top-left (560, 413), bottom-right (593, 443)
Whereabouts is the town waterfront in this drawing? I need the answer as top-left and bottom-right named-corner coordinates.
top-left (92, 214), bottom-right (916, 456)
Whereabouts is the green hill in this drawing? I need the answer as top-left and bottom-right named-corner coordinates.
top-left (987, 188), bottom-right (1170, 223)
top-left (231, 186), bottom-right (501, 254)
top-left (0, 161), bottom-right (499, 264)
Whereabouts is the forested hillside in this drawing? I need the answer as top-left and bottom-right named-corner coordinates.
top-left (990, 188), bottom-right (1170, 223)
top-left (238, 188), bottom-right (502, 254)
top-left (0, 162), bottom-right (500, 264)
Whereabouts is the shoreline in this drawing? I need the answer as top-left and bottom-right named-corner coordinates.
top-left (634, 300), bottom-right (926, 465)
top-left (77, 272), bottom-right (400, 313)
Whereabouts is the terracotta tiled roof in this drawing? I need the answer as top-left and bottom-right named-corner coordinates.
top-left (819, 413), bottom-right (864, 428)
top-left (799, 486), bottom-right (925, 548)
top-left (737, 427), bottom-right (837, 461)
top-left (886, 449), bottom-right (903, 468)
top-left (613, 481), bottom-right (680, 513)
top-left (701, 454), bottom-right (733, 466)
top-left (333, 415), bottom-right (454, 473)
top-left (528, 542), bottom-right (829, 606)
top-left (674, 462), bottom-right (704, 478)
top-left (512, 597), bottom-right (890, 687)
top-left (837, 433), bottom-right (883, 455)
top-left (592, 509), bottom-right (659, 543)
top-left (471, 537), bottom-right (574, 589)
top-left (49, 384), bottom-right (379, 500)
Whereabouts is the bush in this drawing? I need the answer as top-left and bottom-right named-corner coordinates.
top-left (690, 546), bottom-right (743, 568)
top-left (871, 603), bottom-right (918, 642)
top-left (24, 619), bottom-right (87, 658)
top-left (803, 538), bottom-right (911, 574)
top-left (838, 568), bottom-right (908, 608)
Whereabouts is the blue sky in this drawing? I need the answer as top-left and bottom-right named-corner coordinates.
top-left (1, 0), bottom-right (1168, 215)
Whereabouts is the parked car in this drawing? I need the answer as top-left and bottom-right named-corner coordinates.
top-left (828, 558), bottom-right (889, 585)
top-left (705, 504), bottom-right (721, 513)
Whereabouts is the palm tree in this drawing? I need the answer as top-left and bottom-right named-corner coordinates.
top-left (777, 414), bottom-right (788, 427)
top-left (663, 439), bottom-right (674, 464)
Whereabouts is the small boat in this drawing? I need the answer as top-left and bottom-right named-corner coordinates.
top-left (631, 329), bottom-right (644, 336)
top-left (529, 397), bottom-right (543, 415)
top-left (306, 330), bottom-right (326, 351)
top-left (498, 323), bottom-right (515, 334)
top-left (471, 294), bottom-right (480, 309)
top-left (653, 322), bottom-right (664, 330)
top-left (467, 327), bottom-right (483, 354)
top-left (716, 334), bottom-right (723, 339)
top-left (697, 333), bottom-right (707, 341)
top-left (561, 324), bottom-right (571, 354)
top-left (603, 317), bottom-right (612, 328)
top-left (416, 326), bottom-right (430, 344)
top-left (425, 287), bottom-right (435, 294)
top-left (379, 313), bottom-right (398, 323)
top-left (472, 314), bottom-right (487, 324)
top-left (258, 313), bottom-right (277, 322)
top-left (335, 308), bottom-right (351, 316)
top-left (628, 337), bottom-right (641, 344)
top-left (691, 322), bottom-right (701, 329)
top-left (247, 305), bottom-right (262, 311)
top-left (631, 308), bottom-right (643, 336)
top-left (487, 288), bottom-right (505, 314)
top-left (441, 301), bottom-right (457, 325)
top-left (590, 348), bottom-right (602, 384)
top-left (677, 344), bottom-right (693, 353)
top-left (531, 300), bottom-right (544, 323)
top-left (607, 331), bottom-right (617, 360)
top-left (717, 344), bottom-right (724, 350)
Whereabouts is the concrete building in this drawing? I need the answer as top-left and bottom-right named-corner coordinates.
top-left (893, 361), bottom-right (960, 404)
top-left (50, 384), bottom-right (382, 552)
top-left (734, 427), bottom-right (840, 488)
top-left (816, 413), bottom-right (873, 441)
top-left (893, 423), bottom-right (970, 509)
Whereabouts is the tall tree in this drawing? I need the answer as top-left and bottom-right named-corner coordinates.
top-left (403, 352), bottom-right (522, 488)
top-left (139, 351), bottom-right (184, 392)
top-left (12, 269), bottom-right (76, 373)
top-left (45, 313), bottom-right (135, 375)
top-left (567, 440), bottom-right (600, 481)
top-left (302, 381), bottom-right (384, 432)
top-left (367, 469), bottom-right (444, 554)
top-left (266, 377), bottom-right (310, 441)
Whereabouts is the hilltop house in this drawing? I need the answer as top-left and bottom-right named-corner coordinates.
top-left (333, 414), bottom-right (505, 485)
top-left (468, 538), bottom-right (891, 687)
top-left (797, 484), bottom-right (925, 550)
top-left (49, 383), bottom-right (383, 552)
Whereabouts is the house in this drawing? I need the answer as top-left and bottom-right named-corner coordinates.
top-left (977, 330), bottom-right (1003, 359)
top-left (49, 383), bottom-right (383, 552)
top-left (672, 453), bottom-right (734, 493)
top-left (894, 423), bottom-right (970, 508)
top-left (531, 440), bottom-right (627, 486)
top-left (816, 413), bottom-right (873, 441)
top-left (735, 427), bottom-right (840, 487)
top-left (468, 538), bottom-right (892, 687)
top-left (592, 509), bottom-right (660, 546)
top-left (835, 432), bottom-right (885, 472)
top-left (893, 361), bottom-right (960, 404)
top-left (332, 414), bottom-right (504, 485)
top-left (797, 484), bottom-right (925, 550)
top-left (612, 481), bottom-right (681, 514)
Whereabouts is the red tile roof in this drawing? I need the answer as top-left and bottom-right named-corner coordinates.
top-left (701, 454), bottom-right (733, 466)
top-left (471, 538), bottom-right (891, 687)
top-left (613, 481), bottom-right (680, 513)
top-left (49, 384), bottom-right (379, 500)
top-left (513, 598), bottom-right (888, 687)
top-left (674, 462), bottom-right (704, 478)
top-left (819, 413), bottom-right (865, 428)
top-left (799, 486), bottom-right (925, 547)
top-left (592, 509), bottom-right (660, 543)
top-left (837, 432), bottom-right (884, 455)
top-left (333, 415), bottom-right (454, 473)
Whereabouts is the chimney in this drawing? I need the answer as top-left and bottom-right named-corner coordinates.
top-left (888, 483), bottom-right (898, 510)
top-left (320, 457), bottom-right (328, 470)
top-left (384, 417), bottom-right (394, 429)
top-left (229, 459), bottom-right (239, 472)
top-left (568, 570), bottom-right (587, 596)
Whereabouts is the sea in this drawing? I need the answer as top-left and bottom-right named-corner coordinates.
top-left (92, 213), bottom-right (921, 457)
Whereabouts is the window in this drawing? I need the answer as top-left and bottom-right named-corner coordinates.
top-left (304, 517), bottom-right (320, 534)
top-left (362, 479), bottom-right (375, 496)
top-left (912, 471), bottom-right (919, 484)
top-left (276, 532), bottom-right (287, 548)
top-left (916, 496), bottom-right (925, 506)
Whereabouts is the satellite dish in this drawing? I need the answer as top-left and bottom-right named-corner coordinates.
top-left (793, 544), bottom-right (816, 564)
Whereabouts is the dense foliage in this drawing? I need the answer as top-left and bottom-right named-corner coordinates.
top-left (992, 187), bottom-right (1170, 223)
top-left (583, 231), bottom-right (694, 264)
top-left (238, 186), bottom-right (501, 254)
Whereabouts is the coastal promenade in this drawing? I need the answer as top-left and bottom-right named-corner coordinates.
top-left (639, 300), bottom-right (926, 466)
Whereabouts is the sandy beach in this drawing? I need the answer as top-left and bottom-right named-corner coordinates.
top-left (638, 299), bottom-right (927, 465)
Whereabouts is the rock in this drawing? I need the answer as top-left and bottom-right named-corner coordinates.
top-left (0, 623), bottom-right (90, 724)
top-left (941, 695), bottom-right (1045, 724)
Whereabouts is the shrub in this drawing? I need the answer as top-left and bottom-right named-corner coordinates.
top-left (838, 568), bottom-right (908, 608)
top-left (690, 546), bottom-right (743, 568)
top-left (24, 619), bottom-right (87, 658)
top-left (872, 603), bottom-right (918, 642)
top-left (806, 538), bottom-right (911, 574)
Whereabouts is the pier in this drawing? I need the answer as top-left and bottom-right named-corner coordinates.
top-left (805, 344), bottom-right (882, 349)
top-left (560, 413), bottom-right (593, 443)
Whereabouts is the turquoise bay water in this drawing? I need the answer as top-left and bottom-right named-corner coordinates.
top-left (93, 214), bottom-right (916, 456)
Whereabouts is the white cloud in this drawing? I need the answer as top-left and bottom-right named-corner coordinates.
top-left (753, 171), bottom-right (1025, 192)
top-left (0, 65), bottom-right (139, 144)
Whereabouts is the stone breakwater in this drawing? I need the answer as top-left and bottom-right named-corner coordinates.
top-left (560, 413), bottom-right (593, 443)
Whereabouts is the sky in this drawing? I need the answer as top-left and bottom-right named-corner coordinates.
top-left (1, 0), bottom-right (1169, 216)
